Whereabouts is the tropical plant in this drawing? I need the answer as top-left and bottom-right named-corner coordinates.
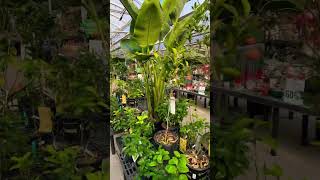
top-left (120, 0), bottom-right (209, 119)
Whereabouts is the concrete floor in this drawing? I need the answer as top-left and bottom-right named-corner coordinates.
top-left (231, 97), bottom-right (320, 180)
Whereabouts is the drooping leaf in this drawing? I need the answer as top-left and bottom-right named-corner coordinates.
top-left (164, 0), bottom-right (208, 49)
top-left (133, 0), bottom-right (162, 48)
top-left (162, 0), bottom-right (187, 24)
top-left (241, 0), bottom-right (251, 17)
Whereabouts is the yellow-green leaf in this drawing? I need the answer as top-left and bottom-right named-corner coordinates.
top-left (133, 0), bottom-right (162, 47)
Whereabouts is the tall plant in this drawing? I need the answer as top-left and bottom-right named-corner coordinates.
top-left (120, 0), bottom-right (209, 119)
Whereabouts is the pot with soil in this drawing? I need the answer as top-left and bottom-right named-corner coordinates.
top-left (153, 130), bottom-right (179, 153)
top-left (186, 149), bottom-right (209, 178)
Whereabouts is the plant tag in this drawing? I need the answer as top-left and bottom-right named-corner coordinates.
top-left (132, 155), bottom-right (138, 162)
top-left (192, 174), bottom-right (196, 179)
top-left (169, 96), bottom-right (176, 114)
top-left (179, 137), bottom-right (187, 153)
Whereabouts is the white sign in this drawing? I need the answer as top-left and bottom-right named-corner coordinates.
top-left (283, 78), bottom-right (305, 105)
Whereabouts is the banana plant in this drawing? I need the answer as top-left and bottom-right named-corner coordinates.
top-left (120, 0), bottom-right (209, 118)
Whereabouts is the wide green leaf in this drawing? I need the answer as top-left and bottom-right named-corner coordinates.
top-left (169, 157), bottom-right (178, 165)
top-left (133, 0), bottom-right (162, 48)
top-left (120, 39), bottom-right (142, 53)
top-left (179, 174), bottom-right (188, 180)
top-left (165, 164), bottom-right (177, 174)
top-left (173, 151), bottom-right (181, 158)
top-left (162, 0), bottom-right (187, 24)
top-left (164, 0), bottom-right (208, 49)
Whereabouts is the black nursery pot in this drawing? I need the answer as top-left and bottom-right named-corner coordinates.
top-left (153, 130), bottom-right (179, 154)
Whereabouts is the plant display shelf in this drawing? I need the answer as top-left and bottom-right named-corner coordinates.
top-left (213, 85), bottom-right (318, 149)
top-left (117, 152), bottom-right (138, 180)
top-left (173, 88), bottom-right (210, 108)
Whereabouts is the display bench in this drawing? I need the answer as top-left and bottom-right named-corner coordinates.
top-left (173, 88), bottom-right (210, 109)
top-left (213, 85), bottom-right (318, 151)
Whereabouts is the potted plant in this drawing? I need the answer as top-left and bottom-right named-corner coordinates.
top-left (154, 97), bottom-right (186, 153)
top-left (155, 98), bottom-right (189, 133)
top-left (180, 114), bottom-right (209, 176)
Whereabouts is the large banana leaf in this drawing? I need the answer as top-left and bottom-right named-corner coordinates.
top-left (160, 0), bottom-right (187, 40)
top-left (120, 0), bottom-right (139, 35)
top-left (164, 0), bottom-right (208, 49)
top-left (133, 0), bottom-right (162, 48)
top-left (162, 0), bottom-right (187, 24)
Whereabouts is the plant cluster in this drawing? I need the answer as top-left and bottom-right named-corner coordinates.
top-left (127, 79), bottom-right (144, 99)
top-left (111, 107), bottom-right (137, 132)
top-left (136, 149), bottom-right (189, 180)
top-left (180, 114), bottom-right (209, 147)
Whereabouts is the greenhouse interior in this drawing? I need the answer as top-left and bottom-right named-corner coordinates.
top-left (1, 0), bottom-right (320, 180)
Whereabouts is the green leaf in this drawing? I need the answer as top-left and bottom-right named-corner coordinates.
top-left (148, 161), bottom-right (157, 167)
top-left (177, 161), bottom-right (189, 173)
top-left (165, 164), bottom-right (177, 174)
top-left (162, 0), bottom-right (187, 24)
top-left (120, 0), bottom-right (139, 20)
top-left (120, 39), bottom-right (142, 53)
top-left (157, 154), bottom-right (163, 163)
top-left (179, 174), bottom-right (188, 180)
top-left (241, 0), bottom-right (251, 17)
top-left (163, 154), bottom-right (170, 160)
top-left (133, 0), bottom-right (162, 48)
top-left (223, 4), bottom-right (239, 18)
top-left (169, 157), bottom-right (178, 165)
top-left (173, 151), bottom-right (181, 158)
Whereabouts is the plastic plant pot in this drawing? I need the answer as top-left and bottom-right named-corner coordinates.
top-left (153, 130), bottom-right (179, 154)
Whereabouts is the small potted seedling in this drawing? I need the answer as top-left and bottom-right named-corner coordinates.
top-left (180, 114), bottom-right (210, 176)
top-left (154, 96), bottom-right (179, 153)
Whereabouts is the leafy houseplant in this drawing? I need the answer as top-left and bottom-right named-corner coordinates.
top-left (180, 114), bottom-right (209, 172)
top-left (111, 107), bottom-right (138, 133)
top-left (156, 98), bottom-right (189, 130)
top-left (122, 113), bottom-right (154, 161)
top-left (136, 149), bottom-right (189, 180)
